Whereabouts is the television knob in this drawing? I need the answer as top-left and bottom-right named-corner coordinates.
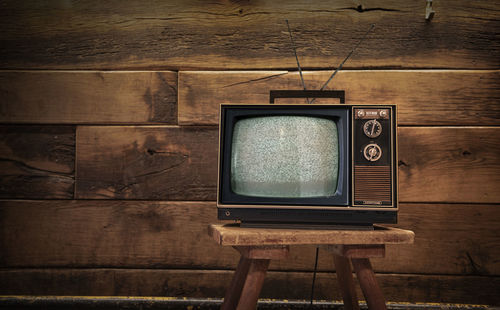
top-left (379, 110), bottom-right (388, 118)
top-left (357, 110), bottom-right (366, 118)
top-left (363, 119), bottom-right (382, 138)
top-left (363, 144), bottom-right (382, 162)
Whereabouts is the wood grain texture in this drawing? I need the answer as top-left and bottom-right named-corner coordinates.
top-left (0, 201), bottom-right (498, 276)
top-left (325, 245), bottom-right (385, 258)
top-left (235, 246), bottom-right (290, 260)
top-left (1, 0), bottom-right (498, 305)
top-left (0, 201), bottom-right (220, 268)
top-left (237, 259), bottom-right (270, 310)
top-left (0, 269), bottom-right (498, 305)
top-left (333, 255), bottom-right (360, 310)
top-left (383, 203), bottom-right (500, 277)
top-left (0, 71), bottom-right (177, 124)
top-left (75, 126), bottom-right (217, 200)
top-left (75, 126), bottom-right (500, 203)
top-left (210, 224), bottom-right (414, 246)
top-left (178, 70), bottom-right (500, 126)
top-left (221, 257), bottom-right (251, 310)
top-left (352, 258), bottom-right (387, 310)
top-left (0, 126), bottom-right (74, 199)
top-left (0, 1), bottom-right (498, 70)
top-left (398, 127), bottom-right (500, 203)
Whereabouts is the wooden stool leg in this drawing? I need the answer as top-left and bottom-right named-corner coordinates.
top-left (333, 254), bottom-right (360, 310)
top-left (351, 258), bottom-right (387, 310)
top-left (221, 256), bottom-right (252, 310)
top-left (236, 259), bottom-right (270, 310)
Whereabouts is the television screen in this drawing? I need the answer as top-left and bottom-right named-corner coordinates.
top-left (230, 116), bottom-right (339, 198)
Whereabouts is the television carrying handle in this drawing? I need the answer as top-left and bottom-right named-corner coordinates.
top-left (269, 90), bottom-right (345, 104)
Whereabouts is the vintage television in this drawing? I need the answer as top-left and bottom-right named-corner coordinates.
top-left (217, 92), bottom-right (397, 228)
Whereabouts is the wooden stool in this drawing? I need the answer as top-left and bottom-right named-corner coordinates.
top-left (208, 224), bottom-right (414, 310)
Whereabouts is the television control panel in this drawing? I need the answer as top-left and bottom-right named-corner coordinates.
top-left (353, 107), bottom-right (395, 207)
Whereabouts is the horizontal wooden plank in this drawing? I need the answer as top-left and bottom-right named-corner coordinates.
top-left (0, 269), bottom-right (498, 305)
top-left (75, 126), bottom-right (500, 203)
top-left (0, 71), bottom-right (177, 124)
top-left (398, 127), bottom-right (500, 203)
top-left (75, 126), bottom-right (218, 200)
top-left (11, 70), bottom-right (498, 126)
top-left (384, 203), bottom-right (500, 277)
top-left (0, 1), bottom-right (498, 70)
top-left (178, 70), bottom-right (500, 126)
top-left (0, 126), bottom-right (74, 199)
top-left (0, 201), bottom-right (230, 268)
top-left (209, 224), bottom-right (414, 246)
top-left (0, 201), bottom-right (498, 276)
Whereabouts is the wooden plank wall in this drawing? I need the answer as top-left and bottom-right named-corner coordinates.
top-left (0, 0), bottom-right (499, 306)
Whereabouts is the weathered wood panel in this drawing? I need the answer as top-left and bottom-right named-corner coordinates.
top-left (1, 0), bottom-right (497, 305)
top-left (0, 71), bottom-right (177, 124)
top-left (0, 126), bottom-right (74, 199)
top-left (384, 203), bottom-right (500, 277)
top-left (75, 126), bottom-right (217, 200)
top-left (0, 201), bottom-right (228, 268)
top-left (1, 200), bottom-right (498, 276)
top-left (0, 1), bottom-right (499, 70)
top-left (2, 70), bottom-right (498, 126)
top-left (398, 127), bottom-right (500, 203)
top-left (0, 269), bottom-right (498, 305)
top-left (178, 70), bottom-right (500, 126)
top-left (209, 224), bottom-right (414, 246)
top-left (75, 126), bottom-right (500, 203)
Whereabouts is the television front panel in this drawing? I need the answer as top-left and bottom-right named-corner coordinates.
top-left (217, 104), bottom-right (397, 226)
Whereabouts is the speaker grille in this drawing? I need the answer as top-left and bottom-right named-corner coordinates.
top-left (354, 165), bottom-right (392, 203)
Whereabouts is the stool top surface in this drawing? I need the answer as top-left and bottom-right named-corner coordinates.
top-left (209, 224), bottom-right (414, 246)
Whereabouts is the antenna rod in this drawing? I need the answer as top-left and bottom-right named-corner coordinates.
top-left (310, 24), bottom-right (375, 104)
top-left (286, 19), bottom-right (310, 104)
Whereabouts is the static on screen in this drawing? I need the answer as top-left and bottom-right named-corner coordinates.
top-left (230, 116), bottom-right (339, 198)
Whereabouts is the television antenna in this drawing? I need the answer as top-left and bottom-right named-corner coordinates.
top-left (285, 21), bottom-right (375, 104)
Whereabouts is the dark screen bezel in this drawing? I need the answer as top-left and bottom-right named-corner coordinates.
top-left (218, 105), bottom-right (350, 206)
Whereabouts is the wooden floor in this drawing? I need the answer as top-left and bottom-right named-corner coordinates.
top-left (0, 296), bottom-right (496, 310)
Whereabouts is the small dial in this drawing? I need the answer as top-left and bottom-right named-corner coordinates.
top-left (363, 144), bottom-right (382, 162)
top-left (363, 119), bottom-right (382, 138)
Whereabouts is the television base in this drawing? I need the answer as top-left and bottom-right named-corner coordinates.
top-left (240, 222), bottom-right (374, 230)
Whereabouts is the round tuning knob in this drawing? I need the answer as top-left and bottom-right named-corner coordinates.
top-left (363, 144), bottom-right (382, 162)
top-left (363, 119), bottom-right (382, 138)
